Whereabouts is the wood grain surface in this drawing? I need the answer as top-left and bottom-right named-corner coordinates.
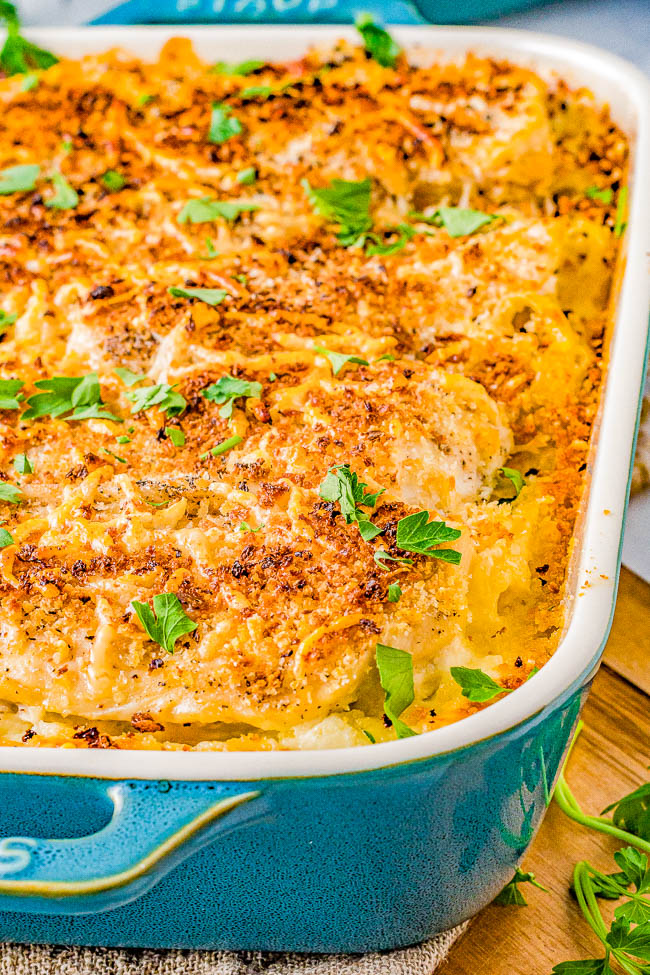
top-left (444, 567), bottom-right (650, 975)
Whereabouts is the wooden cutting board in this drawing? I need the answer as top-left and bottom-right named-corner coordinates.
top-left (444, 567), bottom-right (650, 975)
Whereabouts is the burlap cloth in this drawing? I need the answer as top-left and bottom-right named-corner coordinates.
top-left (0, 922), bottom-right (470, 974)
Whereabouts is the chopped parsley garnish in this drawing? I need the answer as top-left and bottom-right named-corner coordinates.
top-left (373, 549), bottom-right (413, 570)
top-left (0, 483), bottom-right (23, 504)
top-left (365, 223), bottom-right (415, 256)
top-left (202, 376), bottom-right (262, 420)
top-left (211, 59), bottom-right (265, 76)
top-left (23, 374), bottom-right (120, 422)
top-left (240, 85), bottom-right (273, 100)
top-left (495, 868), bottom-right (548, 907)
top-left (411, 206), bottom-right (496, 238)
top-left (318, 463), bottom-right (384, 541)
top-left (136, 93), bottom-right (154, 107)
top-left (387, 582), bottom-right (402, 603)
top-left (208, 102), bottom-right (243, 144)
top-left (114, 367), bottom-right (146, 387)
top-left (21, 72), bottom-right (39, 91)
top-left (60, 139), bottom-right (72, 154)
top-left (45, 171), bottom-right (78, 210)
top-left (126, 383), bottom-right (186, 418)
top-left (586, 185), bottom-right (613, 205)
top-left (498, 466), bottom-right (525, 501)
top-left (168, 286), bottom-right (228, 307)
top-left (101, 447), bottom-right (126, 464)
top-left (238, 521), bottom-right (262, 533)
top-left (101, 170), bottom-right (126, 192)
top-left (0, 2), bottom-right (58, 76)
top-left (302, 177), bottom-right (373, 247)
top-left (0, 163), bottom-right (40, 194)
top-left (13, 453), bottom-right (32, 474)
top-left (199, 434), bottom-right (244, 460)
top-left (165, 426), bottom-right (185, 447)
top-left (395, 510), bottom-right (462, 563)
top-left (355, 15), bottom-right (401, 69)
top-left (202, 238), bottom-right (219, 259)
top-left (375, 643), bottom-right (416, 738)
top-left (0, 379), bottom-right (23, 410)
top-left (0, 526), bottom-right (14, 547)
top-left (116, 435), bottom-right (131, 444)
top-left (178, 197), bottom-right (259, 224)
top-left (131, 593), bottom-right (197, 654)
top-left (237, 166), bottom-right (257, 185)
top-left (450, 666), bottom-right (512, 703)
top-left (314, 345), bottom-right (369, 376)
top-left (615, 186), bottom-right (628, 238)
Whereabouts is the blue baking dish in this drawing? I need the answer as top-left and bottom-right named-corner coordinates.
top-left (0, 25), bottom-right (648, 954)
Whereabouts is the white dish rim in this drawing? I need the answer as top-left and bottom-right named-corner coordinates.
top-left (0, 24), bottom-right (648, 781)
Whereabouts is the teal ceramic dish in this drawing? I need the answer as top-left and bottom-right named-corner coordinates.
top-left (0, 26), bottom-right (648, 954)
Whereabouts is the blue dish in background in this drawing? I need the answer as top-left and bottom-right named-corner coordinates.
top-left (0, 24), bottom-right (647, 954)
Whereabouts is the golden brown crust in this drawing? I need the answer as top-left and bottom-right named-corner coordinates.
top-left (0, 38), bottom-right (627, 749)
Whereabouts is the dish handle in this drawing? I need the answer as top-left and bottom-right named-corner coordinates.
top-left (0, 778), bottom-right (261, 914)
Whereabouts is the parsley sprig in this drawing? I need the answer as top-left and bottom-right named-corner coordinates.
top-left (318, 464), bottom-right (384, 541)
top-left (494, 867), bottom-right (548, 906)
top-left (168, 286), bottom-right (228, 307)
top-left (451, 666), bottom-right (512, 702)
top-left (303, 177), bottom-right (373, 247)
top-left (178, 197), bottom-right (259, 224)
top-left (375, 643), bottom-right (416, 739)
top-left (355, 15), bottom-right (401, 69)
top-left (126, 383), bottom-right (186, 418)
top-left (0, 2), bottom-right (58, 76)
top-left (550, 728), bottom-right (650, 973)
top-left (131, 593), bottom-right (197, 654)
top-left (22, 374), bottom-right (120, 422)
top-left (0, 378), bottom-right (24, 410)
top-left (395, 510), bottom-right (462, 563)
top-left (411, 206), bottom-right (497, 238)
top-left (314, 344), bottom-right (369, 376)
top-left (202, 375), bottom-right (262, 420)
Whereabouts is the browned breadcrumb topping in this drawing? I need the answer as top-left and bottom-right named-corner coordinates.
top-left (0, 37), bottom-right (627, 750)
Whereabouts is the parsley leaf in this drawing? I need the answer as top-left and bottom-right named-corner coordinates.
top-left (494, 867), bottom-right (548, 906)
top-left (0, 2), bottom-right (58, 76)
top-left (0, 483), bottom-right (23, 504)
top-left (303, 177), bottom-right (373, 246)
top-left (101, 170), bottom-right (126, 192)
top-left (374, 549), bottom-right (413, 570)
top-left (200, 435), bottom-right (243, 459)
top-left (178, 197), bottom-right (259, 224)
top-left (208, 102), bottom-right (243, 144)
top-left (586, 185), bottom-right (613, 205)
top-left (499, 466), bottom-right (525, 501)
top-left (13, 452), bottom-right (32, 474)
top-left (126, 383), bottom-right (186, 418)
top-left (450, 666), bottom-right (512, 703)
top-left (202, 376), bottom-right (262, 420)
top-left (165, 426), bottom-right (185, 447)
top-left (355, 15), bottom-right (400, 69)
top-left (375, 643), bottom-right (416, 738)
top-left (387, 582), bottom-right (402, 603)
top-left (211, 59), bottom-right (265, 76)
top-left (0, 526), bottom-right (14, 547)
top-left (23, 374), bottom-right (120, 422)
top-left (365, 223), bottom-right (415, 256)
top-left (0, 308), bottom-right (17, 333)
top-left (552, 961), bottom-right (615, 974)
top-left (45, 171), bottom-right (78, 210)
top-left (603, 784), bottom-right (650, 842)
top-left (21, 72), bottom-right (39, 91)
top-left (411, 207), bottom-right (496, 238)
top-left (114, 367), bottom-right (146, 387)
top-left (615, 186), bottom-right (628, 238)
top-left (314, 344), bottom-right (369, 376)
top-left (395, 510), bottom-right (462, 563)
top-left (237, 166), bottom-right (256, 185)
top-left (131, 593), bottom-right (197, 654)
top-left (168, 286), bottom-right (228, 307)
top-left (0, 378), bottom-right (24, 410)
top-left (240, 85), bottom-right (273, 100)
top-left (238, 521), bottom-right (262, 533)
top-left (0, 163), bottom-right (40, 194)
top-left (318, 463), bottom-right (384, 540)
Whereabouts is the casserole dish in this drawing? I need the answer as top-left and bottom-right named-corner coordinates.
top-left (0, 25), bottom-right (647, 953)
